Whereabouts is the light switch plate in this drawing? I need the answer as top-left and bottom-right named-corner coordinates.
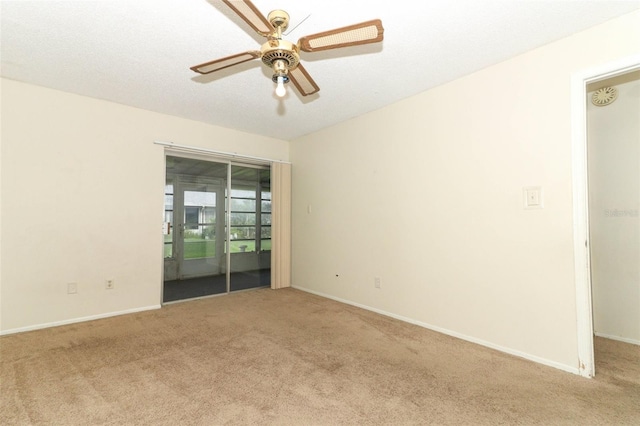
top-left (523, 186), bottom-right (543, 209)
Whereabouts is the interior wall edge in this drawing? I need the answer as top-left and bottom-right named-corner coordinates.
top-left (292, 286), bottom-right (582, 376)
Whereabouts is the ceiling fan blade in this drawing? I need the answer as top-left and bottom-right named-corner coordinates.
top-left (289, 64), bottom-right (320, 96)
top-left (298, 19), bottom-right (384, 52)
top-left (222, 0), bottom-right (274, 37)
top-left (191, 51), bottom-right (261, 74)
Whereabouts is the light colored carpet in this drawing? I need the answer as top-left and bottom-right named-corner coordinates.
top-left (1, 288), bottom-right (639, 425)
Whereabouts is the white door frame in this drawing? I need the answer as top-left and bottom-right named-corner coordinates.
top-left (571, 53), bottom-right (640, 378)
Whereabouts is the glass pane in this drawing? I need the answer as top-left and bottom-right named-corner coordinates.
top-left (185, 190), bottom-right (216, 207)
top-left (183, 225), bottom-right (216, 259)
top-left (165, 195), bottom-right (173, 209)
top-left (229, 240), bottom-right (256, 253)
top-left (164, 156), bottom-right (227, 304)
top-left (203, 207), bottom-right (215, 223)
top-left (261, 227), bottom-right (271, 238)
top-left (164, 235), bottom-right (173, 258)
top-left (164, 180), bottom-right (174, 259)
top-left (231, 198), bottom-right (256, 212)
top-left (261, 239), bottom-right (271, 251)
top-left (230, 226), bottom-right (256, 240)
top-left (261, 213), bottom-right (271, 225)
top-left (231, 212), bottom-right (256, 226)
top-left (230, 165), bottom-right (270, 292)
top-left (185, 206), bottom-right (199, 230)
top-left (231, 188), bottom-right (255, 198)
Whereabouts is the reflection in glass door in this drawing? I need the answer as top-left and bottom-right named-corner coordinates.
top-left (163, 156), bottom-right (270, 303)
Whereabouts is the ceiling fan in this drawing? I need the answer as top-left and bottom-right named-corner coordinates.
top-left (191, 0), bottom-right (384, 98)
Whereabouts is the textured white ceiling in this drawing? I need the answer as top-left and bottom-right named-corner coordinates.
top-left (2, 0), bottom-right (639, 140)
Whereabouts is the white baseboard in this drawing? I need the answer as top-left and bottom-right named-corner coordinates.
top-left (292, 286), bottom-right (580, 376)
top-left (0, 305), bottom-right (161, 336)
top-left (594, 332), bottom-right (640, 346)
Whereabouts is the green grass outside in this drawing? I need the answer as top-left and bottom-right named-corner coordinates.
top-left (184, 240), bottom-right (216, 259)
top-left (165, 238), bottom-right (271, 259)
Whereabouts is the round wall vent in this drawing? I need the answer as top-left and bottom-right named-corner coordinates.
top-left (591, 86), bottom-right (618, 106)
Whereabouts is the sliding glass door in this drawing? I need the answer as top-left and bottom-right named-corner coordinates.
top-left (163, 155), bottom-right (270, 303)
top-left (229, 165), bottom-right (271, 291)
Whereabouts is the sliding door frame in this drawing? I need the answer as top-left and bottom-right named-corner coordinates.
top-left (161, 148), bottom-right (274, 303)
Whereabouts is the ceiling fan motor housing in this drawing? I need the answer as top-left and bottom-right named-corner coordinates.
top-left (261, 39), bottom-right (300, 70)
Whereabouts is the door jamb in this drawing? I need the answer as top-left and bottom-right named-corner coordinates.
top-left (571, 53), bottom-right (640, 378)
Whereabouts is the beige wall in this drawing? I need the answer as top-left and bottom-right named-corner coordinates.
top-left (0, 79), bottom-right (289, 333)
top-left (588, 75), bottom-right (640, 345)
top-left (290, 11), bottom-right (640, 373)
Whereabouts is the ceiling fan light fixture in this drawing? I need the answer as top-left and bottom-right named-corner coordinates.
top-left (275, 75), bottom-right (287, 97)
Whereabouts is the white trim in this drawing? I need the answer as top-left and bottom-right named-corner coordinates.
top-left (0, 305), bottom-right (161, 336)
top-left (594, 332), bottom-right (640, 346)
top-left (154, 140), bottom-right (291, 164)
top-left (293, 286), bottom-right (580, 375)
top-left (571, 69), bottom-right (594, 378)
top-left (571, 53), bottom-right (640, 379)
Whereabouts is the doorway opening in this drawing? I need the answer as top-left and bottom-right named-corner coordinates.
top-left (587, 70), bottom-right (640, 378)
top-left (162, 155), bottom-right (271, 303)
top-left (572, 54), bottom-right (640, 378)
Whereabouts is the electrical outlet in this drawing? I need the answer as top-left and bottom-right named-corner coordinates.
top-left (105, 279), bottom-right (114, 290)
top-left (374, 277), bottom-right (381, 289)
top-left (67, 282), bottom-right (77, 294)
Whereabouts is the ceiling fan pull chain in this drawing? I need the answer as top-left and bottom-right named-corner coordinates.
top-left (283, 14), bottom-right (312, 37)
